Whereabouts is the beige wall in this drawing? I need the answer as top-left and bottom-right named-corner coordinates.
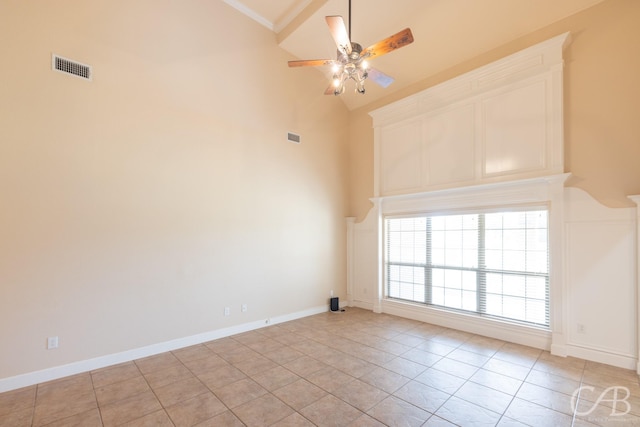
top-left (2, 0), bottom-right (638, 383)
top-left (348, 0), bottom-right (640, 220)
top-left (0, 1), bottom-right (349, 379)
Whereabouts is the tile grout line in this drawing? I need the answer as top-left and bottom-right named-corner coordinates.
top-left (420, 335), bottom-right (504, 425)
top-left (493, 349), bottom-right (542, 427)
top-left (569, 358), bottom-right (590, 427)
top-left (87, 370), bottom-right (105, 427)
top-left (6, 309), bottom-right (640, 426)
top-left (133, 357), bottom-right (177, 427)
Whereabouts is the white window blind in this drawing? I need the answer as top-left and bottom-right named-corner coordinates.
top-left (385, 208), bottom-right (549, 327)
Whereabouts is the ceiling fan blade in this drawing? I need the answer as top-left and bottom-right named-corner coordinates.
top-left (326, 16), bottom-right (352, 55)
top-left (288, 59), bottom-right (335, 68)
top-left (367, 67), bottom-right (395, 88)
top-left (362, 28), bottom-right (414, 59)
top-left (324, 84), bottom-right (336, 95)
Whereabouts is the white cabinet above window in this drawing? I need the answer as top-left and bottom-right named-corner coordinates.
top-left (370, 33), bottom-right (571, 197)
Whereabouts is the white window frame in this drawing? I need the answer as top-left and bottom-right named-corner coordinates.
top-left (384, 205), bottom-right (550, 327)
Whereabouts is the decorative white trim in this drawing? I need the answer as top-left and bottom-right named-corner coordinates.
top-left (369, 32), bottom-right (571, 127)
top-left (272, 0), bottom-right (312, 33)
top-left (346, 217), bottom-right (356, 306)
top-left (628, 195), bottom-right (640, 374)
top-left (564, 344), bottom-right (637, 371)
top-left (223, 0), bottom-right (274, 31)
top-left (0, 305), bottom-right (329, 393)
top-left (382, 299), bottom-right (551, 350)
top-left (351, 300), bottom-right (375, 311)
top-left (548, 174), bottom-right (569, 359)
top-left (550, 341), bottom-right (567, 358)
top-left (370, 33), bottom-right (571, 199)
top-left (374, 198), bottom-right (384, 314)
top-left (377, 173), bottom-right (569, 214)
top-left (558, 189), bottom-right (637, 370)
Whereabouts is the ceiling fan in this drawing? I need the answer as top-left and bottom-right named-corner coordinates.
top-left (288, 0), bottom-right (414, 96)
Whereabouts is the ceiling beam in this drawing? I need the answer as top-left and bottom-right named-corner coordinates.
top-left (276, 0), bottom-right (329, 45)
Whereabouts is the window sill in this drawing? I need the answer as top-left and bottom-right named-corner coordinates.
top-left (381, 298), bottom-right (551, 350)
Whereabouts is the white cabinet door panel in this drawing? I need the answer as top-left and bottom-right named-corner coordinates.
top-left (426, 104), bottom-right (476, 186)
top-left (482, 81), bottom-right (547, 176)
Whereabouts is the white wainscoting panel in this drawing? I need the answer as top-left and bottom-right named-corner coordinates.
top-left (426, 104), bottom-right (476, 186)
top-left (349, 203), bottom-right (380, 312)
top-left (379, 120), bottom-right (422, 194)
top-left (481, 80), bottom-right (547, 177)
top-left (563, 188), bottom-right (637, 369)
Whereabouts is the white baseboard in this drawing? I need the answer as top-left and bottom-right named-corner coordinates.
top-left (550, 343), bottom-right (568, 357)
top-left (0, 305), bottom-right (328, 393)
top-left (381, 300), bottom-right (552, 350)
top-left (350, 299), bottom-right (374, 311)
top-left (564, 344), bottom-right (637, 371)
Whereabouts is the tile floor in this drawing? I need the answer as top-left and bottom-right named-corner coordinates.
top-left (1, 308), bottom-right (640, 426)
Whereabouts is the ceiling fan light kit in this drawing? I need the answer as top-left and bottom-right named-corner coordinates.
top-left (288, 1), bottom-right (414, 96)
top-left (331, 41), bottom-right (368, 95)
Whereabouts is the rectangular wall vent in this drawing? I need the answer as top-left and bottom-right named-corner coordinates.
top-left (52, 54), bottom-right (92, 81)
top-left (287, 132), bottom-right (301, 144)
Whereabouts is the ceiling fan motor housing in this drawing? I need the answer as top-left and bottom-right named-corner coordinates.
top-left (349, 42), bottom-right (362, 60)
top-left (336, 42), bottom-right (364, 63)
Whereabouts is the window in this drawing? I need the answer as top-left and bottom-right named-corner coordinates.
top-left (385, 208), bottom-right (549, 327)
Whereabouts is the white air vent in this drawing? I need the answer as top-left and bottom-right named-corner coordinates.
top-left (52, 54), bottom-right (92, 81)
top-left (287, 132), bottom-right (301, 144)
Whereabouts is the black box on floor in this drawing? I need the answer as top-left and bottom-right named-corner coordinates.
top-left (330, 297), bottom-right (339, 312)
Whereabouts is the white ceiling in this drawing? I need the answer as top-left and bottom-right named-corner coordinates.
top-left (224, 0), bottom-right (605, 110)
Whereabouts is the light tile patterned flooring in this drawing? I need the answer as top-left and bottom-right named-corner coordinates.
top-left (2, 308), bottom-right (640, 426)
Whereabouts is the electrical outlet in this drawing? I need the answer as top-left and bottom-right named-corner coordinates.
top-left (224, 307), bottom-right (230, 316)
top-left (47, 336), bottom-right (59, 350)
top-left (577, 324), bottom-right (586, 334)
top-left (241, 304), bottom-right (247, 313)
top-left (330, 290), bottom-right (334, 297)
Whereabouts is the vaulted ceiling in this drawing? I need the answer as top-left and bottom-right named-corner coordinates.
top-left (224, 0), bottom-right (605, 110)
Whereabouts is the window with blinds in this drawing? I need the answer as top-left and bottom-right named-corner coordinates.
top-left (385, 208), bottom-right (549, 327)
